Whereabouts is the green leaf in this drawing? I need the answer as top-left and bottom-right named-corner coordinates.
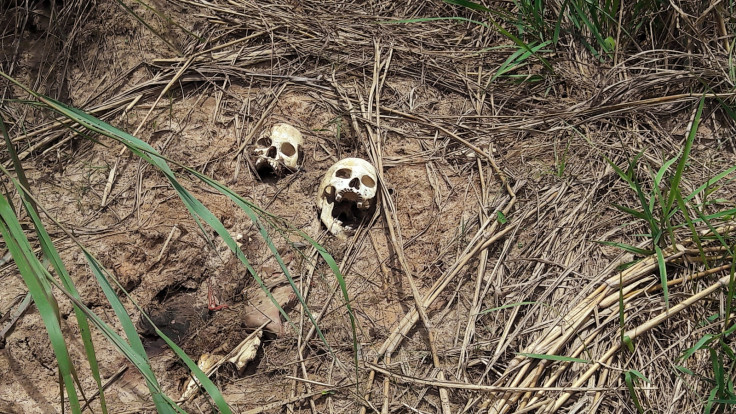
top-left (603, 36), bottom-right (616, 51)
top-left (611, 203), bottom-right (647, 220)
top-left (675, 365), bottom-right (695, 375)
top-left (624, 370), bottom-right (646, 414)
top-left (679, 334), bottom-right (715, 362)
top-left (627, 369), bottom-right (651, 383)
top-left (623, 335), bottom-right (635, 353)
top-left (594, 241), bottom-right (653, 256)
top-left (11, 179), bottom-right (109, 413)
top-left (654, 156), bottom-right (679, 188)
top-left (442, 0), bottom-right (554, 72)
top-left (705, 386), bottom-right (717, 414)
top-left (0, 194), bottom-right (82, 413)
top-left (0, 112), bottom-right (109, 412)
top-left (617, 258), bottom-right (644, 271)
top-left (665, 96), bottom-right (704, 211)
top-left (83, 252), bottom-right (175, 413)
top-left (444, 0), bottom-right (493, 13)
top-left (491, 41), bottom-right (551, 82)
top-left (655, 246), bottom-right (669, 310)
top-left (675, 189), bottom-right (708, 268)
top-left (605, 156), bottom-right (634, 184)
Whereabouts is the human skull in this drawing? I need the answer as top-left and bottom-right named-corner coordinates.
top-left (252, 123), bottom-right (303, 176)
top-left (317, 158), bottom-right (378, 239)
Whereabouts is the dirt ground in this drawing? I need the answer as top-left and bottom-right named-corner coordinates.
top-left (2, 1), bottom-right (736, 413)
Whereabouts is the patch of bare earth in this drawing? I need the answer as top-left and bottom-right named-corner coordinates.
top-left (2, 0), bottom-right (736, 413)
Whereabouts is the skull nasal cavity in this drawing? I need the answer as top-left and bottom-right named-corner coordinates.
top-left (349, 177), bottom-right (360, 189)
top-left (266, 146), bottom-right (277, 158)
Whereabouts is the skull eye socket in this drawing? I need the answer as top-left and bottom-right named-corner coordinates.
top-left (257, 137), bottom-right (272, 147)
top-left (335, 168), bottom-right (352, 179)
top-left (361, 175), bottom-right (376, 188)
top-left (280, 142), bottom-right (296, 157)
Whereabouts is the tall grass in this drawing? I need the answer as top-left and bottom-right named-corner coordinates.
top-left (0, 72), bottom-right (356, 413)
top-left (513, 0), bottom-right (669, 59)
top-left (441, 0), bottom-right (713, 62)
top-left (606, 96), bottom-right (736, 412)
top-left (382, 0), bottom-right (553, 78)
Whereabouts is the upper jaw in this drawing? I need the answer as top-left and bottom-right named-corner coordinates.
top-left (255, 157), bottom-right (289, 175)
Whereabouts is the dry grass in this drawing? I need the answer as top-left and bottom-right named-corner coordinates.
top-left (2, 0), bottom-right (736, 413)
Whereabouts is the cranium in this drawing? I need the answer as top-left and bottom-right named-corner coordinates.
top-left (317, 157), bottom-right (378, 239)
top-left (252, 123), bottom-right (303, 176)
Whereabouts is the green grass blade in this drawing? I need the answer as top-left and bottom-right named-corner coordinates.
top-left (605, 155), bottom-right (634, 184)
top-left (594, 241), bottom-right (652, 256)
top-left (628, 369), bottom-right (651, 383)
top-left (680, 334), bottom-right (716, 362)
top-left (9, 177), bottom-right (229, 412)
top-left (611, 203), bottom-right (647, 220)
top-left (624, 370), bottom-right (646, 413)
top-left (670, 207), bottom-right (736, 230)
top-left (175, 169), bottom-right (335, 352)
top-left (705, 386), bottom-right (718, 414)
top-left (654, 246), bottom-right (669, 310)
top-left (664, 96), bottom-right (704, 215)
top-left (75, 234), bottom-right (230, 411)
top-left (725, 256), bottom-right (736, 332)
top-left (382, 9), bottom-right (545, 78)
top-left (654, 156), bottom-right (678, 188)
top-left (83, 251), bottom-right (173, 413)
top-left (674, 189), bottom-right (708, 268)
top-left (685, 200), bottom-right (732, 255)
top-left (0, 194), bottom-right (82, 413)
top-left (148, 328), bottom-right (232, 413)
top-left (684, 164), bottom-right (736, 203)
top-left (623, 160), bottom-right (660, 245)
top-left (568, 0), bottom-right (610, 55)
top-left (11, 182), bottom-right (109, 413)
top-left (294, 229), bottom-right (358, 376)
top-left (552, 0), bottom-right (567, 45)
top-left (675, 365), bottom-right (695, 375)
top-left (652, 159), bottom-right (678, 246)
top-left (0, 115), bottom-right (35, 212)
top-left (1, 116), bottom-right (108, 413)
top-left (444, 0), bottom-right (493, 12)
top-left (443, 0), bottom-right (554, 72)
top-left (491, 41), bottom-right (550, 82)
top-left (720, 338), bottom-right (735, 361)
top-left (55, 93), bottom-right (338, 355)
top-left (711, 348), bottom-right (725, 394)
top-left (38, 270), bottom-right (190, 413)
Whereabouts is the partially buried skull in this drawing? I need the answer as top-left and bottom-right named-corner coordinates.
top-left (317, 157), bottom-right (378, 239)
top-left (252, 123), bottom-right (303, 176)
